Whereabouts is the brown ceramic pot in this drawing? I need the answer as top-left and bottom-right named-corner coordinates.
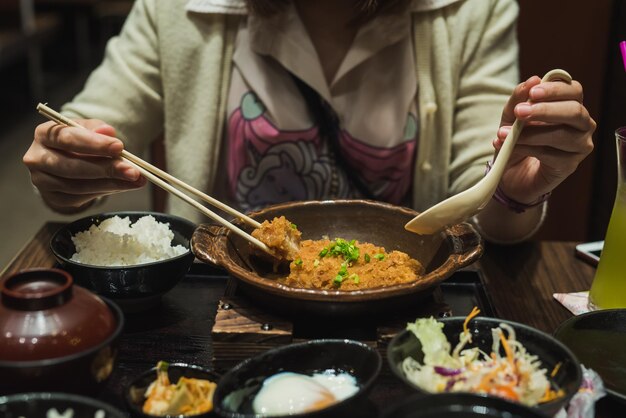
top-left (191, 200), bottom-right (483, 317)
top-left (0, 268), bottom-right (116, 361)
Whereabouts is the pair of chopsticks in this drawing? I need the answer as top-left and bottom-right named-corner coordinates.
top-left (36, 103), bottom-right (272, 255)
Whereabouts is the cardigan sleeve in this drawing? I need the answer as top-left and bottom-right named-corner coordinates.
top-left (447, 0), bottom-right (520, 196)
top-left (61, 0), bottom-right (164, 154)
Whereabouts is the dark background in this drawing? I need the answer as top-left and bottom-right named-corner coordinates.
top-left (0, 0), bottom-right (624, 242)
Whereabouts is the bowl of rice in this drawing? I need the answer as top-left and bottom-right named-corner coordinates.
top-left (50, 211), bottom-right (196, 312)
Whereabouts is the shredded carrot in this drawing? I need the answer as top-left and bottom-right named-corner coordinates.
top-left (550, 362), bottom-right (562, 378)
top-left (491, 384), bottom-right (520, 401)
top-left (499, 331), bottom-right (514, 364)
top-left (463, 306), bottom-right (481, 334)
top-left (477, 364), bottom-right (504, 390)
top-left (539, 387), bottom-right (565, 403)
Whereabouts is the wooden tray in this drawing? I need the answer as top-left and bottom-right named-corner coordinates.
top-left (211, 269), bottom-right (493, 372)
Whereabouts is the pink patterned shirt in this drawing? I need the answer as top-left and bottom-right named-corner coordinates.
top-left (218, 2), bottom-right (419, 211)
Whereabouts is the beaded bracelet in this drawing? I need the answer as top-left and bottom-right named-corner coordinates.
top-left (485, 161), bottom-right (551, 213)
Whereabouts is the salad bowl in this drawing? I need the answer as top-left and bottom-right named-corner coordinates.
top-left (387, 316), bottom-right (581, 417)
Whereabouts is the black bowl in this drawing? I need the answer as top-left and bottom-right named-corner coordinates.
top-left (380, 393), bottom-right (549, 418)
top-left (554, 308), bottom-right (626, 402)
top-left (125, 363), bottom-right (221, 418)
top-left (213, 339), bottom-right (382, 418)
top-left (0, 392), bottom-right (126, 418)
top-left (0, 297), bottom-right (123, 395)
top-left (50, 211), bottom-right (196, 313)
top-left (387, 317), bottom-right (581, 417)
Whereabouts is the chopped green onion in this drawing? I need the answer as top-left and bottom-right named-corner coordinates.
top-left (334, 275), bottom-right (345, 285)
top-left (157, 360), bottom-right (169, 372)
top-left (374, 253), bottom-right (385, 261)
top-left (313, 259), bottom-right (320, 267)
top-left (338, 263), bottom-right (348, 276)
top-left (294, 258), bottom-right (303, 266)
top-left (349, 273), bottom-right (360, 284)
top-left (319, 248), bottom-right (329, 257)
top-left (364, 253), bottom-right (371, 263)
top-left (290, 223), bottom-right (297, 229)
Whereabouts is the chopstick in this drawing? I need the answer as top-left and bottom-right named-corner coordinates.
top-left (36, 103), bottom-right (272, 255)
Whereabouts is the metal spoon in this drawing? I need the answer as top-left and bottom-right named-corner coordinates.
top-left (405, 69), bottom-right (573, 235)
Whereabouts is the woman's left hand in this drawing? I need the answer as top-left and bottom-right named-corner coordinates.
top-left (494, 75), bottom-right (596, 204)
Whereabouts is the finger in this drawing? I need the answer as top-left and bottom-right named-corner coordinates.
top-left (31, 170), bottom-right (146, 195)
top-left (514, 100), bottom-right (595, 132)
top-left (500, 76), bottom-right (541, 125)
top-left (37, 122), bottom-right (124, 156)
top-left (25, 146), bottom-right (141, 181)
top-left (507, 144), bottom-right (586, 175)
top-left (498, 125), bottom-right (593, 154)
top-left (529, 80), bottom-right (584, 103)
top-left (40, 190), bottom-right (103, 209)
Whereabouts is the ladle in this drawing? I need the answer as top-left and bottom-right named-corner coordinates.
top-left (405, 69), bottom-right (573, 235)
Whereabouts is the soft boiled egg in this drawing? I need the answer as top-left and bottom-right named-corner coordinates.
top-left (252, 370), bottom-right (358, 416)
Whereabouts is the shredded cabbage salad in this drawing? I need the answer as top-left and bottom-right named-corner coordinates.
top-left (401, 307), bottom-right (564, 406)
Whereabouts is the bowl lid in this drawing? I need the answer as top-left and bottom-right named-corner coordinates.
top-left (0, 268), bottom-right (118, 361)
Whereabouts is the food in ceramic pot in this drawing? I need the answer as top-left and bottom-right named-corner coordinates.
top-left (252, 217), bottom-right (425, 290)
top-left (251, 216), bottom-right (302, 261)
top-left (0, 268), bottom-right (123, 394)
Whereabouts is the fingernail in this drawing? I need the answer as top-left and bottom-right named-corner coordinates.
top-left (530, 87), bottom-right (545, 100)
top-left (108, 141), bottom-right (123, 154)
top-left (498, 126), bottom-right (511, 138)
top-left (516, 103), bottom-right (532, 117)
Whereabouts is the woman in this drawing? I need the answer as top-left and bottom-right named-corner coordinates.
top-left (23, 0), bottom-right (595, 243)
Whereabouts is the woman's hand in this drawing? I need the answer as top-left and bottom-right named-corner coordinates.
top-left (494, 75), bottom-right (596, 204)
top-left (23, 120), bottom-right (145, 212)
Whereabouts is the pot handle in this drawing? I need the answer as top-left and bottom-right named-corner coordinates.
top-left (191, 224), bottom-right (228, 267)
top-left (447, 221), bottom-right (484, 267)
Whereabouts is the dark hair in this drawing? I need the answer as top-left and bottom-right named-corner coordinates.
top-left (245, 0), bottom-right (409, 21)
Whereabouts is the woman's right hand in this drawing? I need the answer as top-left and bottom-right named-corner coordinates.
top-left (23, 119), bottom-right (146, 213)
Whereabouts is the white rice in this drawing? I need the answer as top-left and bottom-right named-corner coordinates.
top-left (70, 215), bottom-right (187, 266)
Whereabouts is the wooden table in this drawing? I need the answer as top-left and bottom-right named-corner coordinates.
top-left (1, 223), bottom-right (622, 417)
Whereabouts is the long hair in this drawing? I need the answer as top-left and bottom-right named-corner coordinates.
top-left (245, 0), bottom-right (409, 22)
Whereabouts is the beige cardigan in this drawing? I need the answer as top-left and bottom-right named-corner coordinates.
top-left (62, 0), bottom-right (519, 223)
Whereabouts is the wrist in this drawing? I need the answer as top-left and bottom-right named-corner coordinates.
top-left (492, 185), bottom-right (551, 214)
top-left (484, 160), bottom-right (552, 213)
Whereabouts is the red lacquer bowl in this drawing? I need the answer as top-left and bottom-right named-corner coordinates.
top-left (0, 268), bottom-right (123, 394)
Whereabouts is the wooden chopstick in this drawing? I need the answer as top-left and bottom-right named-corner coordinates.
top-left (36, 103), bottom-right (272, 255)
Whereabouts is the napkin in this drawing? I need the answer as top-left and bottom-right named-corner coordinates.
top-left (555, 366), bottom-right (606, 418)
top-left (553, 291), bottom-right (592, 315)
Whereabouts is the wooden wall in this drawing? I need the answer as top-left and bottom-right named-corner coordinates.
top-left (516, 0), bottom-right (613, 240)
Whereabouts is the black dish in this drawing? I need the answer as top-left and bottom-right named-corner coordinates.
top-left (387, 316), bottom-right (581, 417)
top-left (0, 296), bottom-right (123, 395)
top-left (50, 211), bottom-right (196, 313)
top-left (0, 392), bottom-right (126, 418)
top-left (380, 393), bottom-right (549, 418)
top-left (213, 339), bottom-right (382, 418)
top-left (554, 308), bottom-right (626, 402)
top-left (125, 363), bottom-right (221, 418)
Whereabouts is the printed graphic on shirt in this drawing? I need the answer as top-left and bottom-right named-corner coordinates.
top-left (227, 92), bottom-right (416, 211)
